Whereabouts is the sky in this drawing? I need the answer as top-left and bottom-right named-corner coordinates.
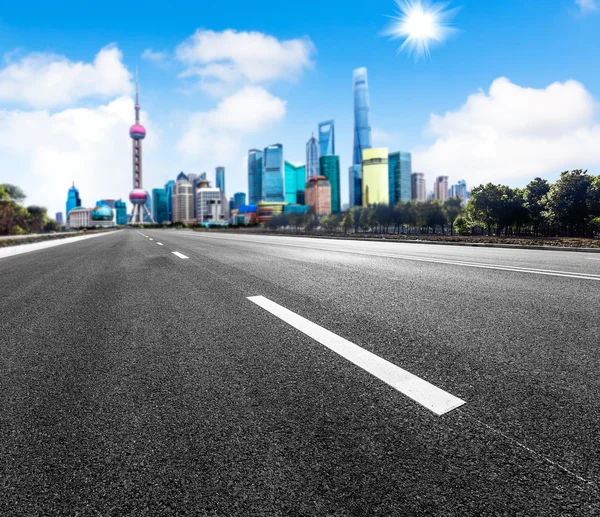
top-left (0, 0), bottom-right (599, 217)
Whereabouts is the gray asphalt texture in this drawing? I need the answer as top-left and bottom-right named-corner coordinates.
top-left (1, 229), bottom-right (600, 516)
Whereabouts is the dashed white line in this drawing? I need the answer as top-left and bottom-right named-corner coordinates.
top-left (247, 295), bottom-right (465, 416)
top-left (172, 251), bottom-right (189, 259)
top-left (157, 242), bottom-right (163, 246)
top-left (149, 238), bottom-right (153, 241)
top-left (586, 257), bottom-right (600, 261)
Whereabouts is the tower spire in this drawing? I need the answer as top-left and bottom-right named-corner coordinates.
top-left (135, 66), bottom-right (140, 123)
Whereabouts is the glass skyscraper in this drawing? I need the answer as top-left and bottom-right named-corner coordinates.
top-left (349, 165), bottom-right (362, 207)
top-left (152, 188), bottom-right (169, 223)
top-left (248, 149), bottom-right (263, 204)
top-left (284, 162), bottom-right (307, 205)
top-left (262, 144), bottom-right (285, 202)
top-left (388, 152), bottom-right (412, 205)
top-left (216, 167), bottom-right (225, 193)
top-left (318, 120), bottom-right (335, 156)
top-left (320, 155), bottom-right (341, 213)
top-left (234, 192), bottom-right (246, 209)
top-left (66, 183), bottom-right (81, 222)
top-left (352, 67), bottom-right (372, 166)
top-left (164, 180), bottom-right (175, 222)
top-left (306, 134), bottom-right (319, 179)
top-left (115, 200), bottom-right (127, 225)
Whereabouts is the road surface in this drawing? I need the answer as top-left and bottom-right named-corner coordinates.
top-left (1, 229), bottom-right (600, 516)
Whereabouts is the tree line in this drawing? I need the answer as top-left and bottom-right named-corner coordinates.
top-left (266, 170), bottom-right (600, 238)
top-left (0, 184), bottom-right (61, 235)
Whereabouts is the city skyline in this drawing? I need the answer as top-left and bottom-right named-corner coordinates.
top-left (1, 0), bottom-right (599, 217)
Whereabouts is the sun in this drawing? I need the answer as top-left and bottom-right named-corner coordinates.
top-left (383, 0), bottom-right (460, 61)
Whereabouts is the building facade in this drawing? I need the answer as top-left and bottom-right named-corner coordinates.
top-left (172, 172), bottom-right (194, 223)
top-left (388, 152), bottom-right (412, 205)
top-left (152, 188), bottom-right (169, 223)
top-left (115, 200), bottom-right (128, 225)
top-left (233, 192), bottom-right (246, 209)
top-left (349, 165), bottom-right (362, 207)
top-left (318, 120), bottom-right (335, 156)
top-left (262, 144), bottom-right (285, 202)
top-left (319, 155), bottom-right (341, 213)
top-left (305, 176), bottom-right (332, 216)
top-left (352, 67), bottom-right (372, 166)
top-left (248, 149), bottom-right (263, 205)
top-left (434, 176), bottom-right (449, 202)
top-left (68, 207), bottom-right (92, 228)
top-left (362, 148), bottom-right (389, 206)
top-left (55, 212), bottom-right (63, 225)
top-left (449, 179), bottom-right (468, 201)
top-left (216, 167), bottom-right (225, 193)
top-left (284, 162), bottom-right (307, 205)
top-left (306, 134), bottom-right (320, 179)
top-left (411, 173), bottom-right (427, 203)
top-left (197, 187), bottom-right (224, 223)
top-left (66, 183), bottom-right (81, 222)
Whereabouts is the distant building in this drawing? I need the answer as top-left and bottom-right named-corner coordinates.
top-left (411, 173), bottom-right (427, 203)
top-left (362, 148), bottom-right (389, 206)
top-left (319, 155), bottom-right (341, 213)
top-left (305, 176), bottom-right (331, 216)
top-left (164, 180), bottom-right (175, 222)
top-left (216, 167), bottom-right (225, 193)
top-left (197, 187), bottom-right (224, 223)
top-left (388, 152), bottom-right (412, 205)
top-left (172, 172), bottom-right (194, 223)
top-left (352, 67), bottom-right (372, 166)
top-left (229, 197), bottom-right (236, 213)
top-left (318, 120), bottom-right (335, 156)
top-left (152, 188), bottom-right (169, 223)
top-left (434, 176), bottom-right (449, 202)
top-left (115, 200), bottom-right (128, 225)
top-left (262, 144), bottom-right (285, 202)
top-left (66, 182), bottom-right (82, 223)
top-left (257, 201), bottom-right (286, 223)
top-left (55, 212), bottom-right (63, 225)
top-left (234, 192), bottom-right (246, 209)
top-left (306, 134), bottom-right (320, 179)
top-left (449, 179), bottom-right (468, 201)
top-left (349, 164), bottom-right (362, 207)
top-left (91, 204), bottom-right (115, 227)
top-left (143, 191), bottom-right (153, 223)
top-left (284, 162), bottom-right (307, 205)
top-left (248, 149), bottom-right (263, 205)
top-left (69, 207), bottom-right (91, 228)
top-left (284, 204), bottom-right (310, 214)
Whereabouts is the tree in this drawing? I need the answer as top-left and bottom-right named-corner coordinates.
top-left (444, 197), bottom-right (463, 236)
top-left (469, 183), bottom-right (505, 235)
top-left (0, 184), bottom-right (26, 203)
top-left (524, 178), bottom-right (550, 236)
top-left (342, 211), bottom-right (354, 234)
top-left (26, 205), bottom-right (48, 234)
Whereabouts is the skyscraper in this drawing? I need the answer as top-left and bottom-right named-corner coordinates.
top-left (318, 120), bottom-right (335, 156)
top-left (349, 165), bottom-right (362, 207)
top-left (306, 134), bottom-right (320, 179)
top-left (411, 173), bottom-right (426, 203)
top-left (65, 182), bottom-right (81, 222)
top-left (172, 172), bottom-right (194, 222)
top-left (152, 188), bottom-right (169, 223)
top-left (284, 162), bottom-right (307, 205)
top-left (216, 167), bottom-right (225, 193)
top-left (234, 192), bottom-right (247, 209)
top-left (262, 144), bottom-right (285, 202)
top-left (388, 152), bottom-right (412, 205)
top-left (248, 149), bottom-right (263, 205)
top-left (352, 67), bottom-right (372, 166)
top-left (319, 155), bottom-right (341, 213)
top-left (449, 179), bottom-right (468, 201)
top-left (164, 180), bottom-right (175, 222)
top-left (362, 148), bottom-right (389, 206)
top-left (115, 200), bottom-right (127, 225)
top-left (128, 76), bottom-right (154, 224)
top-left (434, 176), bottom-right (449, 202)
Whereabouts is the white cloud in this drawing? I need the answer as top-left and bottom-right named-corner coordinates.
top-left (372, 127), bottom-right (401, 148)
top-left (176, 29), bottom-right (315, 95)
top-left (0, 97), bottom-right (160, 217)
top-left (413, 77), bottom-right (600, 189)
top-left (0, 45), bottom-right (131, 109)
top-left (142, 49), bottom-right (169, 67)
top-left (575, 0), bottom-right (598, 14)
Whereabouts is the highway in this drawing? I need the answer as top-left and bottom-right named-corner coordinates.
top-left (1, 229), bottom-right (600, 516)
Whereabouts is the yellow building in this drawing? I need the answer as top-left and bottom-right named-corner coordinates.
top-left (362, 147), bottom-right (389, 206)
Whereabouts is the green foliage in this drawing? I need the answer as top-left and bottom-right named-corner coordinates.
top-left (1, 184), bottom-right (26, 202)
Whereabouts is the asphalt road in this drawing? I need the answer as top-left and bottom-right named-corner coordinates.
top-left (1, 229), bottom-right (600, 516)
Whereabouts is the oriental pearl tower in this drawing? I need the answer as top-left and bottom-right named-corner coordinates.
top-left (129, 75), bottom-right (154, 224)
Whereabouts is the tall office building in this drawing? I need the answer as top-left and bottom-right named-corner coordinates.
top-left (349, 165), bottom-right (362, 207)
top-left (234, 192), bottom-right (246, 209)
top-left (216, 167), bottom-right (225, 193)
top-left (318, 120), bottom-right (335, 156)
top-left (164, 180), bottom-right (175, 222)
top-left (152, 188), bottom-right (169, 223)
top-left (352, 67), bottom-right (372, 166)
top-left (306, 134), bottom-right (320, 179)
top-left (411, 173), bottom-right (427, 203)
top-left (172, 172), bottom-right (194, 222)
top-left (319, 155), bottom-right (341, 213)
top-left (248, 149), bottom-right (263, 204)
top-left (434, 176), bottom-right (449, 202)
top-left (66, 182), bottom-right (81, 222)
top-left (449, 179), bottom-right (468, 201)
top-left (305, 176), bottom-right (332, 216)
top-left (262, 144), bottom-right (285, 202)
top-left (388, 152), bottom-right (412, 205)
top-left (362, 148), bottom-right (389, 206)
top-left (284, 162), bottom-right (307, 205)
top-left (115, 200), bottom-right (128, 225)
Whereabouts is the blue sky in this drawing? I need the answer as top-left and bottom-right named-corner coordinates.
top-left (1, 0), bottom-right (599, 216)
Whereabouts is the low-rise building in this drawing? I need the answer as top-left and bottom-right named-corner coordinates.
top-left (69, 207), bottom-right (92, 228)
top-left (305, 176), bottom-right (331, 216)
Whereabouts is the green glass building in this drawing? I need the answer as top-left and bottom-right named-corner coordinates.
top-left (319, 155), bottom-right (341, 213)
top-left (284, 161), bottom-right (307, 205)
top-left (388, 151), bottom-right (412, 205)
top-left (152, 188), bottom-right (169, 223)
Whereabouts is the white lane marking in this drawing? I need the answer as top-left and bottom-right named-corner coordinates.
top-left (586, 257), bottom-right (600, 261)
top-left (149, 238), bottom-right (153, 241)
top-left (247, 296), bottom-right (465, 416)
top-left (157, 242), bottom-right (163, 246)
top-left (183, 234), bottom-right (600, 281)
top-left (172, 251), bottom-right (189, 259)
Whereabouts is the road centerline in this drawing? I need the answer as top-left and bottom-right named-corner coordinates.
top-left (247, 295), bottom-right (465, 416)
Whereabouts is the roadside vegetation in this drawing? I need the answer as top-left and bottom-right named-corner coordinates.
top-left (0, 184), bottom-right (62, 235)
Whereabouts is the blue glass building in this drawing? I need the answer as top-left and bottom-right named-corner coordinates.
top-left (284, 162), bottom-right (307, 205)
top-left (152, 188), bottom-right (169, 223)
top-left (115, 200), bottom-right (128, 225)
top-left (262, 144), bottom-right (285, 202)
top-left (216, 167), bottom-right (225, 193)
top-left (349, 165), bottom-right (362, 207)
top-left (352, 68), bottom-right (372, 166)
top-left (248, 149), bottom-right (263, 204)
top-left (234, 192), bottom-right (246, 209)
top-left (388, 152), bottom-right (412, 205)
top-left (320, 156), bottom-right (341, 213)
top-left (318, 120), bottom-right (335, 156)
top-left (66, 182), bottom-right (81, 222)
top-left (306, 134), bottom-right (319, 179)
top-left (164, 180), bottom-right (175, 222)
